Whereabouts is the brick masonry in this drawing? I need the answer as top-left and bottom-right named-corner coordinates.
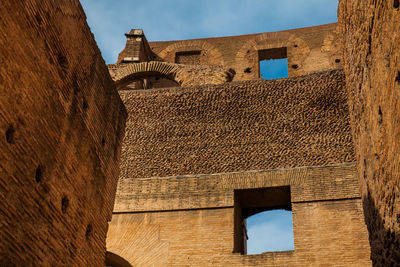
top-left (3, 0), bottom-right (397, 265)
top-left (108, 61), bottom-right (235, 89)
top-left (108, 68), bottom-right (371, 265)
top-left (0, 0), bottom-right (126, 265)
top-left (114, 163), bottom-right (360, 213)
top-left (118, 69), bottom-right (354, 181)
top-left (118, 23), bottom-right (343, 83)
top-left (338, 0), bottom-right (400, 265)
top-left (108, 163), bottom-right (371, 266)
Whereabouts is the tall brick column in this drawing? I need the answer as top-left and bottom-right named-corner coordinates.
top-left (338, 0), bottom-right (400, 265)
top-left (0, 0), bottom-right (126, 265)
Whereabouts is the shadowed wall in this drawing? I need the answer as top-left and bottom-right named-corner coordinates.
top-left (0, 0), bottom-right (126, 265)
top-left (339, 0), bottom-right (400, 265)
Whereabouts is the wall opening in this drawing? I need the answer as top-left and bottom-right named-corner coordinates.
top-left (175, 50), bottom-right (201, 65)
top-left (121, 76), bottom-right (180, 90)
top-left (258, 47), bottom-right (288, 79)
top-left (233, 186), bottom-right (294, 255)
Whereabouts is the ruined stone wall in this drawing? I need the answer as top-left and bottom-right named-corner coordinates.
top-left (338, 1), bottom-right (400, 265)
top-left (0, 0), bottom-right (127, 265)
top-left (108, 61), bottom-right (235, 90)
top-left (108, 69), bottom-right (370, 265)
top-left (107, 164), bottom-right (371, 266)
top-left (118, 69), bottom-right (354, 181)
top-left (118, 24), bottom-right (343, 81)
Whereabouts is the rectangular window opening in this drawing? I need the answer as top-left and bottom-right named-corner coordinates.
top-left (233, 186), bottom-right (294, 255)
top-left (175, 50), bottom-right (201, 65)
top-left (258, 47), bottom-right (288, 79)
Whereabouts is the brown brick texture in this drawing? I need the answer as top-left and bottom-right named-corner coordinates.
top-left (108, 69), bottom-right (372, 266)
top-left (0, 0), bottom-right (126, 265)
top-left (108, 61), bottom-right (235, 89)
top-left (108, 164), bottom-right (371, 266)
top-left (338, 0), bottom-right (400, 265)
top-left (114, 163), bottom-right (360, 213)
top-left (118, 69), bottom-right (354, 181)
top-left (119, 23), bottom-right (343, 82)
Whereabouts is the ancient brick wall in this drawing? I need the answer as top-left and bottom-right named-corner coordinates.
top-left (108, 61), bottom-right (235, 90)
top-left (114, 163), bottom-right (361, 213)
top-left (118, 69), bottom-right (354, 180)
top-left (107, 69), bottom-right (371, 265)
top-left (107, 164), bottom-right (371, 266)
top-left (338, 1), bottom-right (400, 265)
top-left (118, 24), bottom-right (343, 81)
top-left (0, 0), bottom-right (126, 265)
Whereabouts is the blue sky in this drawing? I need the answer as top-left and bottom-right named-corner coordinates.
top-left (81, 0), bottom-right (338, 64)
top-left (260, 58), bottom-right (289, 79)
top-left (247, 210), bottom-right (294, 254)
top-left (80, 0), bottom-right (338, 254)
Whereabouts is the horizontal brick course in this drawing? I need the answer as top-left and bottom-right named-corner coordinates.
top-left (115, 163), bottom-right (360, 212)
top-left (108, 198), bottom-right (371, 266)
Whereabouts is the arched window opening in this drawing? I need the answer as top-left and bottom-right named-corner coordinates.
top-left (121, 76), bottom-right (180, 90)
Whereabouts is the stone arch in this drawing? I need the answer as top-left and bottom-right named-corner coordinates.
top-left (108, 61), bottom-right (235, 89)
top-left (158, 40), bottom-right (224, 66)
top-left (235, 32), bottom-right (310, 79)
top-left (105, 251), bottom-right (133, 267)
top-left (109, 61), bottom-right (181, 89)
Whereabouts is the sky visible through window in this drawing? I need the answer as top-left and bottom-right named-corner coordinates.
top-left (247, 209), bottom-right (294, 254)
top-left (260, 59), bottom-right (289, 79)
top-left (80, 0), bottom-right (338, 255)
